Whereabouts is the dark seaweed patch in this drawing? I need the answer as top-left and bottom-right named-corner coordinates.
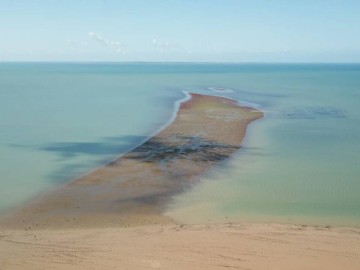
top-left (126, 135), bottom-right (239, 163)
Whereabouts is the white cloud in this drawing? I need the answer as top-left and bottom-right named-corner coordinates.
top-left (88, 32), bottom-right (122, 52)
top-left (151, 37), bottom-right (173, 52)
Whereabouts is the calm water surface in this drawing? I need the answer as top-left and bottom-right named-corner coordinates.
top-left (0, 63), bottom-right (359, 226)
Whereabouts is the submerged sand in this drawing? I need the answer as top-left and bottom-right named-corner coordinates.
top-left (1, 93), bottom-right (359, 269)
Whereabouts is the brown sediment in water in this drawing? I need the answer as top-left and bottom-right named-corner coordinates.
top-left (0, 93), bottom-right (263, 229)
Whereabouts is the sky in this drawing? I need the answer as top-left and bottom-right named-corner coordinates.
top-left (1, 0), bottom-right (360, 62)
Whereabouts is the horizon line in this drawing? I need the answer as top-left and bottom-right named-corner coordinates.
top-left (1, 60), bottom-right (360, 65)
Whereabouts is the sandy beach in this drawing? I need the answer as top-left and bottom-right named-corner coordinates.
top-left (1, 223), bottom-right (359, 270)
top-left (1, 93), bottom-right (359, 269)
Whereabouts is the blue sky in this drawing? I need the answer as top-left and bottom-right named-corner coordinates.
top-left (1, 0), bottom-right (360, 62)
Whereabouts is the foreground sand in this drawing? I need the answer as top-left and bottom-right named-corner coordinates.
top-left (1, 223), bottom-right (359, 270)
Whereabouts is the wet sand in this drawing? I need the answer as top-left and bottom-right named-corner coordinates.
top-left (0, 93), bottom-right (263, 229)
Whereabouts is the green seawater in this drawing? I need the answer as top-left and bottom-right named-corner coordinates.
top-left (0, 63), bottom-right (359, 226)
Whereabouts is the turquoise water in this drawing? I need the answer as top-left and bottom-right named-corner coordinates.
top-left (1, 63), bottom-right (359, 226)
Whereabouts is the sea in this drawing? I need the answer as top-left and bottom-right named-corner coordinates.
top-left (0, 62), bottom-right (359, 226)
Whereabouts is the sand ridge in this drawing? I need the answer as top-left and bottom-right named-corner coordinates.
top-left (0, 93), bottom-right (263, 229)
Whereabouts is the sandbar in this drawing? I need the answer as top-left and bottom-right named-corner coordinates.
top-left (0, 93), bottom-right (263, 229)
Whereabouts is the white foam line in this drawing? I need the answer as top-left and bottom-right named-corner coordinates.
top-left (207, 87), bottom-right (234, 93)
top-left (155, 90), bottom-right (192, 136)
top-left (237, 100), bottom-right (262, 109)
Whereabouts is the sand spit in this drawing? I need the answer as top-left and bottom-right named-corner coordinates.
top-left (0, 93), bottom-right (263, 229)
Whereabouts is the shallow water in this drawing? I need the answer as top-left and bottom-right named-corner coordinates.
top-left (0, 63), bottom-right (359, 226)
